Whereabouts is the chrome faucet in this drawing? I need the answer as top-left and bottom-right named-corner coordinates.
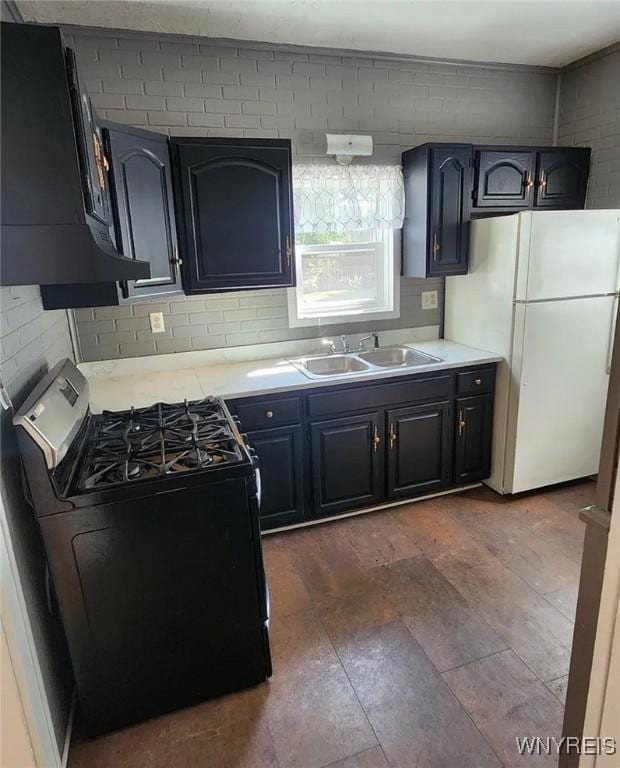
top-left (358, 332), bottom-right (380, 351)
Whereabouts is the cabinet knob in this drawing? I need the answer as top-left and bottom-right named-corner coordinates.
top-left (265, 410), bottom-right (274, 419)
top-left (474, 378), bottom-right (482, 385)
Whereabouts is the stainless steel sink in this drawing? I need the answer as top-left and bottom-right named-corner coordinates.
top-left (291, 354), bottom-right (371, 378)
top-left (358, 345), bottom-right (441, 368)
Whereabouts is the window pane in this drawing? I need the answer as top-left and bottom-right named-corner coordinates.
top-left (301, 247), bottom-right (379, 309)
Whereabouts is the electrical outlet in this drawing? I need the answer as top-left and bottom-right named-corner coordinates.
top-left (149, 312), bottom-right (165, 333)
top-left (421, 290), bottom-right (438, 310)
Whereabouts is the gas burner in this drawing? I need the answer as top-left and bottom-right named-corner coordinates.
top-left (75, 397), bottom-right (246, 491)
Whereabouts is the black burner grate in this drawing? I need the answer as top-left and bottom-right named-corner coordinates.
top-left (76, 398), bottom-right (244, 490)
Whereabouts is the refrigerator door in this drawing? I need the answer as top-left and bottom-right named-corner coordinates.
top-left (515, 211), bottom-right (620, 301)
top-left (504, 295), bottom-right (615, 494)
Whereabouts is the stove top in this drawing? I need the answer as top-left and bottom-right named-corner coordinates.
top-left (76, 398), bottom-right (245, 492)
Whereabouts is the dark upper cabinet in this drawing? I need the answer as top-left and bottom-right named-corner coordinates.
top-left (535, 149), bottom-right (590, 208)
top-left (0, 22), bottom-right (149, 287)
top-left (41, 124), bottom-right (182, 309)
top-left (473, 149), bottom-right (535, 209)
top-left (172, 138), bottom-right (295, 293)
top-left (471, 146), bottom-right (590, 213)
top-left (310, 412), bottom-right (384, 517)
top-left (402, 143), bottom-right (472, 278)
top-left (386, 401), bottom-right (451, 499)
top-left (454, 394), bottom-right (493, 483)
top-left (247, 425), bottom-right (304, 530)
top-left (104, 124), bottom-right (182, 302)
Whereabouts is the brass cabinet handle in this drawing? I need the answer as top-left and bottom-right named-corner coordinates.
top-left (171, 243), bottom-right (183, 267)
top-left (92, 132), bottom-right (108, 190)
top-left (372, 424), bottom-right (381, 452)
top-left (525, 171), bottom-right (534, 189)
top-left (285, 236), bottom-right (293, 267)
top-left (432, 232), bottom-right (440, 262)
top-left (265, 410), bottom-right (274, 419)
top-left (458, 409), bottom-right (466, 436)
top-left (389, 422), bottom-right (396, 449)
top-left (538, 170), bottom-right (547, 190)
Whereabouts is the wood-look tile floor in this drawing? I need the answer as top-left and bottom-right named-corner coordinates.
top-left (69, 480), bottom-right (593, 768)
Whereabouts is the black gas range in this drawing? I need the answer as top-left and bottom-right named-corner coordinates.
top-left (13, 359), bottom-right (271, 735)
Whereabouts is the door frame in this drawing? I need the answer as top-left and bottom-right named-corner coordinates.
top-left (0, 492), bottom-right (65, 768)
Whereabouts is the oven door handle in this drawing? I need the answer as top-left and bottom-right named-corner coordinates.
top-left (255, 466), bottom-right (262, 508)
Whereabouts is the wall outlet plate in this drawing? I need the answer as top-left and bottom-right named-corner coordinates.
top-left (421, 290), bottom-right (438, 310)
top-left (149, 312), bottom-right (166, 333)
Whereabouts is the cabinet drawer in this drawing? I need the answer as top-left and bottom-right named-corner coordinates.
top-left (307, 375), bottom-right (453, 419)
top-left (457, 368), bottom-right (495, 396)
top-left (233, 396), bottom-right (301, 430)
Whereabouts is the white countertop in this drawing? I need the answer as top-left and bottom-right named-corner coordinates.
top-left (81, 338), bottom-right (502, 413)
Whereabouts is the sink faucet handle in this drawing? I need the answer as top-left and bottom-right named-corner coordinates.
top-left (357, 334), bottom-right (372, 351)
top-left (340, 335), bottom-right (350, 353)
top-left (321, 338), bottom-right (337, 355)
top-left (372, 332), bottom-right (380, 349)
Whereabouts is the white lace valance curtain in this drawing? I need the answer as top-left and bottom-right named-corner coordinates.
top-left (293, 164), bottom-right (405, 233)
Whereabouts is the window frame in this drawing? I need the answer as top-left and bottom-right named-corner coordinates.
top-left (287, 229), bottom-right (400, 328)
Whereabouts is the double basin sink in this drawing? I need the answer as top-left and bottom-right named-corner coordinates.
top-left (290, 345), bottom-right (442, 380)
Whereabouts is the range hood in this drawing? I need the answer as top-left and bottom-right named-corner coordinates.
top-left (0, 22), bottom-right (150, 286)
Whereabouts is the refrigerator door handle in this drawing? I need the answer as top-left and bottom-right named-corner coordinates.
top-left (607, 295), bottom-right (618, 374)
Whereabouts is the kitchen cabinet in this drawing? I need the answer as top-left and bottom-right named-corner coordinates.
top-left (386, 401), bottom-right (452, 499)
top-left (402, 143), bottom-right (472, 278)
top-left (171, 138), bottom-right (295, 293)
top-left (247, 425), bottom-right (304, 529)
top-left (229, 363), bottom-right (496, 529)
top-left (535, 149), bottom-right (590, 208)
top-left (227, 394), bottom-right (304, 530)
top-left (473, 148), bottom-right (535, 209)
top-left (454, 394), bottom-right (493, 483)
top-left (310, 412), bottom-right (385, 516)
top-left (41, 123), bottom-right (182, 309)
top-left (1, 22), bottom-right (149, 287)
top-left (471, 146), bottom-right (590, 213)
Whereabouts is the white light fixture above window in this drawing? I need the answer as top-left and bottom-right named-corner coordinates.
top-left (326, 133), bottom-right (373, 165)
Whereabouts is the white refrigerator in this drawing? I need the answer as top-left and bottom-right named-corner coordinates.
top-left (445, 210), bottom-right (620, 494)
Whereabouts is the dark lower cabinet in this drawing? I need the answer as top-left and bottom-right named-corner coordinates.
top-left (310, 412), bottom-right (384, 517)
top-left (387, 401), bottom-right (451, 499)
top-left (535, 149), bottom-right (590, 209)
top-left (247, 425), bottom-right (304, 530)
top-left (473, 149), bottom-right (535, 209)
top-left (454, 394), bottom-right (493, 483)
top-left (231, 365), bottom-right (496, 529)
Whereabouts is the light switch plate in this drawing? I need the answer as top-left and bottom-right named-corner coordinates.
top-left (421, 290), bottom-right (438, 310)
top-left (149, 312), bottom-right (166, 333)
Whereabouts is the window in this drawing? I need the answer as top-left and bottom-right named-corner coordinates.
top-left (288, 164), bottom-right (404, 327)
top-left (288, 229), bottom-right (399, 327)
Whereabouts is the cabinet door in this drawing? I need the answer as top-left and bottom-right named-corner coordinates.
top-left (247, 425), bottom-right (304, 530)
top-left (387, 401), bottom-right (451, 499)
top-left (66, 48), bottom-right (111, 226)
top-left (535, 150), bottom-right (590, 209)
top-left (310, 412), bottom-right (384, 517)
top-left (428, 146), bottom-right (472, 276)
top-left (172, 138), bottom-right (294, 293)
top-left (454, 395), bottom-right (493, 483)
top-left (104, 124), bottom-right (182, 301)
top-left (473, 149), bottom-right (535, 208)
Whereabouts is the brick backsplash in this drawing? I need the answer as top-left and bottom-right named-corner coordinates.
top-left (557, 47), bottom-right (620, 209)
top-left (62, 26), bottom-right (559, 361)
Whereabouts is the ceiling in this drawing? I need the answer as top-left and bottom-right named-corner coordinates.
top-left (16, 0), bottom-right (620, 67)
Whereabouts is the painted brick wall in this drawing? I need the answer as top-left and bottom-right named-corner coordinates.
top-left (558, 47), bottom-right (620, 208)
top-left (63, 27), bottom-right (558, 361)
